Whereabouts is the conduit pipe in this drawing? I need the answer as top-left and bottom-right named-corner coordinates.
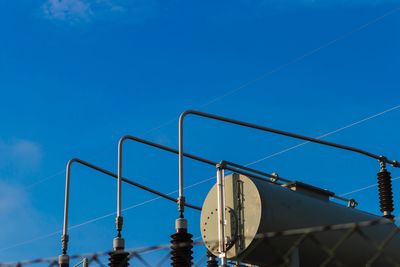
top-left (116, 134), bottom-right (299, 222)
top-left (59, 158), bottom-right (202, 267)
top-left (115, 134), bottom-right (288, 240)
top-left (178, 110), bottom-right (400, 218)
top-left (116, 135), bottom-right (293, 267)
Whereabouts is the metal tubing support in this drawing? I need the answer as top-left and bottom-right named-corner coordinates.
top-left (223, 160), bottom-right (291, 183)
top-left (178, 115), bottom-right (185, 217)
top-left (60, 157), bottom-right (204, 264)
top-left (120, 134), bottom-right (290, 218)
top-left (116, 135), bottom-right (272, 244)
top-left (115, 137), bottom-right (125, 250)
top-left (216, 163), bottom-right (227, 266)
top-left (179, 109), bottom-right (399, 167)
top-left (178, 109), bottom-right (399, 219)
top-left (117, 138), bottom-right (124, 221)
top-left (59, 158), bottom-right (73, 267)
top-left (119, 135), bottom-right (294, 182)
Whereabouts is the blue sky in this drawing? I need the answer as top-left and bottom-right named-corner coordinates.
top-left (0, 0), bottom-right (399, 264)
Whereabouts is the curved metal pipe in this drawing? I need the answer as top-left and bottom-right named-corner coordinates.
top-left (116, 134), bottom-right (291, 220)
top-left (116, 138), bottom-right (124, 238)
top-left (178, 109), bottom-right (400, 214)
top-left (61, 157), bottom-right (204, 257)
top-left (118, 135), bottom-right (286, 180)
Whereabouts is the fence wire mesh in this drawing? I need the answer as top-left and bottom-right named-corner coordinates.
top-left (1, 219), bottom-right (399, 267)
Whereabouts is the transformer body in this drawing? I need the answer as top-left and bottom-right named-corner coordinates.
top-left (200, 173), bottom-right (400, 266)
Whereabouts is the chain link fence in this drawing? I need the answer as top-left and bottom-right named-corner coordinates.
top-left (1, 219), bottom-right (399, 267)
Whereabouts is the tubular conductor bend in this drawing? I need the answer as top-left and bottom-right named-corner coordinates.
top-left (116, 137), bottom-right (125, 249)
top-left (180, 110), bottom-right (399, 165)
top-left (60, 157), bottom-right (203, 262)
top-left (178, 109), bottom-right (400, 216)
top-left (118, 134), bottom-right (290, 217)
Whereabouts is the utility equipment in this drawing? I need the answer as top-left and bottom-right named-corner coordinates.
top-left (200, 173), bottom-right (400, 266)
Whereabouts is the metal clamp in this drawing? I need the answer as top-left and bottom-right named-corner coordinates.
top-left (348, 199), bottom-right (358, 208)
top-left (271, 172), bottom-right (279, 183)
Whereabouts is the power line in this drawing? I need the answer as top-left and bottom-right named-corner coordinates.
top-left (21, 6), bottom-right (400, 190)
top-left (24, 170), bottom-right (65, 189)
top-left (340, 176), bottom-right (400, 197)
top-left (245, 104), bottom-right (400, 166)
top-left (0, 198), bottom-right (164, 253)
top-left (2, 102), bottom-right (398, 254)
top-left (4, 4), bottom-right (399, 258)
top-left (195, 6), bottom-right (400, 108)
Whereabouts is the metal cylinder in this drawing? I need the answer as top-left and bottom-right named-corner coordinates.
top-left (216, 166), bottom-right (227, 265)
top-left (113, 237), bottom-right (125, 251)
top-left (200, 173), bottom-right (400, 266)
top-left (58, 254), bottom-right (69, 267)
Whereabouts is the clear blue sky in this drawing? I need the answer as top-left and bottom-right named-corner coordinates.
top-left (0, 0), bottom-right (399, 264)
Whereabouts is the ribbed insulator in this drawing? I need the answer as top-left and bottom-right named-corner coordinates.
top-left (108, 250), bottom-right (130, 267)
top-left (170, 229), bottom-right (193, 266)
top-left (206, 250), bottom-right (218, 267)
top-left (377, 169), bottom-right (394, 219)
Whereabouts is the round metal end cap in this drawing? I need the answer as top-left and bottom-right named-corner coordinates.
top-left (175, 218), bottom-right (187, 230)
top-left (113, 237), bottom-right (125, 251)
top-left (200, 173), bottom-right (262, 259)
top-left (58, 254), bottom-right (69, 264)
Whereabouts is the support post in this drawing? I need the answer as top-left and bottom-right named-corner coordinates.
top-left (216, 162), bottom-right (227, 266)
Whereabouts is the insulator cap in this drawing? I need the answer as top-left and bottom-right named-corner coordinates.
top-left (108, 250), bottom-right (130, 267)
top-left (58, 254), bottom-right (69, 267)
top-left (170, 228), bottom-right (193, 267)
top-left (377, 169), bottom-right (395, 219)
top-left (175, 218), bottom-right (187, 230)
top-left (113, 237), bottom-right (125, 251)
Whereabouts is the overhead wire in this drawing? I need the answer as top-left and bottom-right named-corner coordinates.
top-left (3, 4), bottom-right (400, 257)
top-left (341, 176), bottom-right (400, 197)
top-left (245, 104), bottom-right (400, 166)
top-left (194, 6), bottom-right (400, 108)
top-left (2, 102), bottom-right (399, 254)
top-left (21, 5), bottom-right (400, 190)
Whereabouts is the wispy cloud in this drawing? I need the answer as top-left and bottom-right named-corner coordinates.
top-left (0, 138), bottom-right (42, 171)
top-left (0, 181), bottom-right (27, 214)
top-left (0, 181), bottom-right (58, 260)
top-left (0, 182), bottom-right (41, 247)
top-left (42, 0), bottom-right (92, 22)
top-left (41, 0), bottom-right (159, 24)
top-left (0, 138), bottom-right (55, 260)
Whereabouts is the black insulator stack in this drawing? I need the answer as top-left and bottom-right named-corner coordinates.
top-left (170, 229), bottom-right (193, 266)
top-left (206, 250), bottom-right (218, 267)
top-left (108, 251), bottom-right (130, 267)
top-left (377, 169), bottom-right (394, 219)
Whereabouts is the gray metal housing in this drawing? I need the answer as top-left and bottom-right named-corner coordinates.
top-left (200, 173), bottom-right (400, 266)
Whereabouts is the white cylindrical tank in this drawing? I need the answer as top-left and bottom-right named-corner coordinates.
top-left (200, 173), bottom-right (400, 266)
